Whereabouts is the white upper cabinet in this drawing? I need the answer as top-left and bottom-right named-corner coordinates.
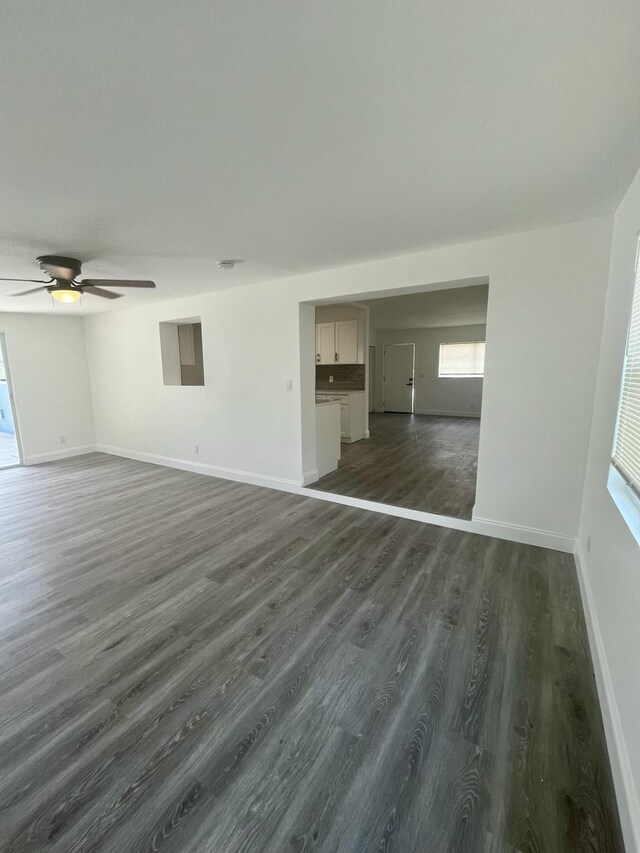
top-left (316, 319), bottom-right (359, 364)
top-left (316, 322), bottom-right (336, 364)
top-left (335, 320), bottom-right (358, 363)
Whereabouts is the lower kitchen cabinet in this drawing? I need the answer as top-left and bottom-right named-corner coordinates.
top-left (316, 391), bottom-right (366, 443)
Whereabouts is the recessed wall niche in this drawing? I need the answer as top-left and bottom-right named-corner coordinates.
top-left (159, 318), bottom-right (205, 386)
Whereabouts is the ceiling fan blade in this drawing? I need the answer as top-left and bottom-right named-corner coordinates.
top-left (80, 279), bottom-right (156, 288)
top-left (10, 285), bottom-right (50, 296)
top-left (82, 285), bottom-right (123, 299)
top-left (0, 277), bottom-right (49, 283)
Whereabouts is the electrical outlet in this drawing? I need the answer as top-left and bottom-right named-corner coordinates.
top-left (194, 444), bottom-right (199, 454)
top-left (60, 436), bottom-right (66, 444)
top-left (329, 375), bottom-right (334, 383)
top-left (285, 379), bottom-right (293, 391)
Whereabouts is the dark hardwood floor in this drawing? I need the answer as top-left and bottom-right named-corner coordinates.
top-left (311, 412), bottom-right (480, 519)
top-left (0, 454), bottom-right (623, 852)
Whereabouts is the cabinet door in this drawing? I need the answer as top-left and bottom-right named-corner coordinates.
top-left (316, 323), bottom-right (336, 364)
top-left (335, 320), bottom-right (358, 363)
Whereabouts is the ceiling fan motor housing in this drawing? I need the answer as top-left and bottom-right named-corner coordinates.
top-left (37, 255), bottom-right (82, 281)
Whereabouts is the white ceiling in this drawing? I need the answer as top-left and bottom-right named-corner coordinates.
top-left (1, 0), bottom-right (639, 315)
top-left (365, 284), bottom-right (489, 331)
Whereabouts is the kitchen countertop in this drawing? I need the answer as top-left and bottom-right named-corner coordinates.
top-left (315, 399), bottom-right (341, 407)
top-left (316, 389), bottom-right (365, 395)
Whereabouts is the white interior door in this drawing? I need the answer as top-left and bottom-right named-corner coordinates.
top-left (383, 344), bottom-right (415, 413)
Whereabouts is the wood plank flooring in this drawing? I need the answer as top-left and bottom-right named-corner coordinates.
top-left (0, 453), bottom-right (623, 852)
top-left (312, 412), bottom-right (480, 519)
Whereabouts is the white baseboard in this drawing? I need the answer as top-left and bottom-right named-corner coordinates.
top-left (471, 515), bottom-right (575, 552)
top-left (95, 444), bottom-right (302, 493)
top-left (574, 545), bottom-right (640, 853)
top-left (414, 408), bottom-right (481, 418)
top-left (302, 468), bottom-right (320, 486)
top-left (23, 444), bottom-right (96, 464)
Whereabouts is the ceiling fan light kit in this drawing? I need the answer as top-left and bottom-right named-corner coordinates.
top-left (0, 255), bottom-right (157, 303)
top-left (50, 287), bottom-right (81, 304)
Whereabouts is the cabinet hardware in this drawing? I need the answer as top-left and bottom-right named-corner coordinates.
top-left (335, 352), bottom-right (338, 362)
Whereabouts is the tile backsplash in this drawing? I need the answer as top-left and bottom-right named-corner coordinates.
top-left (316, 363), bottom-right (365, 391)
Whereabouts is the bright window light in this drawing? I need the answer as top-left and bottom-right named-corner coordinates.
top-left (438, 342), bottom-right (485, 378)
top-left (611, 238), bottom-right (640, 505)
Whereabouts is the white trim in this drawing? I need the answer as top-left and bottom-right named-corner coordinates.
top-left (414, 408), bottom-right (481, 418)
top-left (96, 444), bottom-right (301, 492)
top-left (23, 444), bottom-right (96, 464)
top-left (471, 514), bottom-right (575, 551)
top-left (302, 468), bottom-right (320, 486)
top-left (574, 544), bottom-right (640, 853)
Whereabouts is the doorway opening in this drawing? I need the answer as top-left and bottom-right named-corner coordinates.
top-left (303, 280), bottom-right (489, 520)
top-left (0, 334), bottom-right (22, 468)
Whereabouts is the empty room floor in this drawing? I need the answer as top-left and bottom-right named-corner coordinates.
top-left (0, 455), bottom-right (623, 852)
top-left (312, 412), bottom-right (480, 519)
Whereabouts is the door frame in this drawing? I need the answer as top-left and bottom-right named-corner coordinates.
top-left (0, 332), bottom-right (24, 467)
top-left (382, 343), bottom-right (415, 413)
top-left (368, 345), bottom-right (375, 413)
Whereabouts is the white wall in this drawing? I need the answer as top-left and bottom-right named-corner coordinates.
top-left (0, 313), bottom-right (95, 462)
top-left (372, 324), bottom-right (485, 416)
top-left (575, 169), bottom-right (640, 852)
top-left (85, 287), bottom-right (306, 487)
top-left (84, 216), bottom-right (612, 542)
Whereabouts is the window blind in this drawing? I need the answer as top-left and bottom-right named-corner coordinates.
top-left (439, 342), bottom-right (485, 377)
top-left (612, 243), bottom-right (640, 498)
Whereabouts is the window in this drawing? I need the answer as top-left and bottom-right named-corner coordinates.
top-left (438, 342), bottom-right (485, 378)
top-left (611, 242), bottom-right (640, 504)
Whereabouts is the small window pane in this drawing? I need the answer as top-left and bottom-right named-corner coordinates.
top-left (439, 342), bottom-right (485, 377)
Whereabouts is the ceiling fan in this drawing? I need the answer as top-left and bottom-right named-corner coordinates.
top-left (0, 255), bottom-right (156, 303)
